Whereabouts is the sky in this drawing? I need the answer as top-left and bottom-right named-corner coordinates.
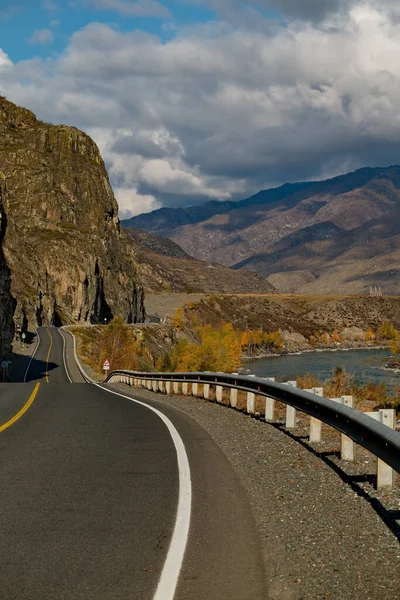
top-left (1, 1), bottom-right (400, 218)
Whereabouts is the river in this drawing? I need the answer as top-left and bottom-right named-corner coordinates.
top-left (245, 348), bottom-right (400, 390)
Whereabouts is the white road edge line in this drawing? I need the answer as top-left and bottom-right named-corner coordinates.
top-left (58, 329), bottom-right (73, 383)
top-left (61, 328), bottom-right (95, 383)
top-left (94, 383), bottom-right (192, 600)
top-left (23, 328), bottom-right (40, 383)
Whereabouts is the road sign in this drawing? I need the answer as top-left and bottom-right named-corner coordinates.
top-left (1, 361), bottom-right (8, 369)
top-left (103, 359), bottom-right (110, 371)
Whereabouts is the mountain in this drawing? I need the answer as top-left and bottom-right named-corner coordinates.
top-left (0, 96), bottom-right (144, 356)
top-left (123, 166), bottom-right (400, 295)
top-left (122, 181), bottom-right (313, 236)
top-left (124, 226), bottom-right (276, 294)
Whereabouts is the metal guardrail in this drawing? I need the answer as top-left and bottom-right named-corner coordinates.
top-left (104, 370), bottom-right (400, 475)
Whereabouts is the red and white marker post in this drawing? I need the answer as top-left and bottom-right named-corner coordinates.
top-left (103, 359), bottom-right (110, 375)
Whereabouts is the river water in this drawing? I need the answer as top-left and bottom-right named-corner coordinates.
top-left (245, 348), bottom-right (400, 390)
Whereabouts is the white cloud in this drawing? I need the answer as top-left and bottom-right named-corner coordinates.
top-left (42, 0), bottom-right (58, 11)
top-left (114, 187), bottom-right (161, 218)
top-left (87, 0), bottom-right (171, 18)
top-left (28, 28), bottom-right (55, 45)
top-left (0, 49), bottom-right (12, 69)
top-left (3, 2), bottom-right (400, 218)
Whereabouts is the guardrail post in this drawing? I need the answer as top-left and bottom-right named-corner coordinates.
top-left (165, 381), bottom-right (171, 394)
top-left (146, 380), bottom-right (152, 391)
top-left (247, 374), bottom-right (256, 414)
top-left (173, 382), bottom-right (180, 394)
top-left (285, 381), bottom-right (297, 429)
top-left (182, 382), bottom-right (189, 395)
top-left (366, 409), bottom-right (396, 489)
top-left (158, 380), bottom-right (164, 393)
top-left (216, 385), bottom-right (223, 403)
top-left (341, 396), bottom-right (355, 461)
top-left (309, 387), bottom-right (323, 442)
top-left (192, 383), bottom-right (198, 397)
top-left (152, 380), bottom-right (158, 392)
top-left (264, 377), bottom-right (276, 422)
top-left (230, 388), bottom-right (238, 408)
top-left (203, 384), bottom-right (210, 399)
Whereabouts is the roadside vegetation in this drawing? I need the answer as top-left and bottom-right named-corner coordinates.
top-left (297, 367), bottom-right (400, 414)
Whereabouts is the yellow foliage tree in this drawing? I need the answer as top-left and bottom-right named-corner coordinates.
top-left (378, 321), bottom-right (397, 340)
top-left (366, 327), bottom-right (376, 341)
top-left (99, 316), bottom-right (142, 372)
top-left (172, 308), bottom-right (184, 331)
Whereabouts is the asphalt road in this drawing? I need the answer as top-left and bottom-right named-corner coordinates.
top-left (0, 327), bottom-right (267, 599)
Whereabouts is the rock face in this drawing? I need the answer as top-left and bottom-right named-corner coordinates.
top-left (0, 96), bottom-right (144, 348)
top-left (0, 196), bottom-right (16, 358)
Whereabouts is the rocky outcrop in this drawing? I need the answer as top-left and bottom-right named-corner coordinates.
top-left (0, 96), bottom-right (145, 333)
top-left (0, 194), bottom-right (15, 358)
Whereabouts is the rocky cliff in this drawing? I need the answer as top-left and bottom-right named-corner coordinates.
top-left (0, 96), bottom-right (144, 354)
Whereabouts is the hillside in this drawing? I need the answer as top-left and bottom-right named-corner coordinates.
top-left (124, 226), bottom-right (276, 294)
top-left (180, 294), bottom-right (400, 352)
top-left (0, 97), bottom-right (144, 356)
top-left (123, 166), bottom-right (400, 295)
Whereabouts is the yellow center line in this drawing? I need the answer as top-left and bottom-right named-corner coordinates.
top-left (45, 328), bottom-right (53, 383)
top-left (0, 383), bottom-right (40, 433)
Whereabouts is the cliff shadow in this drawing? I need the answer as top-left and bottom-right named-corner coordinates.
top-left (8, 352), bottom-right (59, 383)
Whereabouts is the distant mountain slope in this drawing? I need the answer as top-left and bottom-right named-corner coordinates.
top-left (123, 166), bottom-right (400, 295)
top-left (125, 226), bottom-right (191, 259)
top-left (124, 227), bottom-right (275, 294)
top-left (122, 181), bottom-right (313, 236)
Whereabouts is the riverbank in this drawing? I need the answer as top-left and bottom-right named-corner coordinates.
top-left (242, 342), bottom-right (390, 361)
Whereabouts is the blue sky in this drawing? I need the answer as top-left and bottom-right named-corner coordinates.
top-left (1, 1), bottom-right (219, 63)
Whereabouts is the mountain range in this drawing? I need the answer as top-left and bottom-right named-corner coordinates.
top-left (123, 166), bottom-right (400, 295)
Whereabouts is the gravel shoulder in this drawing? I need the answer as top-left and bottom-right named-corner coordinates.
top-left (111, 383), bottom-right (400, 600)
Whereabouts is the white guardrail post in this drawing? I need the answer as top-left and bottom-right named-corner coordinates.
top-left (285, 381), bottom-right (297, 429)
top-left (246, 374), bottom-right (256, 414)
top-left (264, 377), bottom-right (276, 422)
top-left (230, 373), bottom-right (238, 408)
top-left (309, 387), bottom-right (324, 442)
top-left (331, 396), bottom-right (355, 461)
top-left (216, 384), bottom-right (223, 403)
top-left (365, 409), bottom-right (396, 489)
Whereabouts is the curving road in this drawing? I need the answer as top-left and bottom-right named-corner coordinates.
top-left (0, 327), bottom-right (267, 599)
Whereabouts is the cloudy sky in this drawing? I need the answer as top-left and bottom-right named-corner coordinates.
top-left (1, 1), bottom-right (400, 217)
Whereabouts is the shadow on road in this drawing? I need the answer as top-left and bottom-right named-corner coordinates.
top-left (5, 353), bottom-right (60, 383)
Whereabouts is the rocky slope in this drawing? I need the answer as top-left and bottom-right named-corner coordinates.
top-left (124, 226), bottom-right (276, 294)
top-left (0, 96), bottom-right (144, 355)
top-left (181, 294), bottom-right (400, 352)
top-left (123, 166), bottom-right (400, 295)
